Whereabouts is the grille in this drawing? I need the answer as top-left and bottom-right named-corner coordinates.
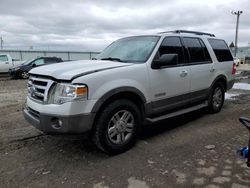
top-left (28, 75), bottom-right (54, 103)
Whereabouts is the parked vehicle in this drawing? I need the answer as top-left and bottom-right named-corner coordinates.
top-left (9, 57), bottom-right (63, 79)
top-left (234, 57), bottom-right (240, 66)
top-left (237, 117), bottom-right (250, 167)
top-left (23, 30), bottom-right (235, 154)
top-left (0, 54), bottom-right (24, 73)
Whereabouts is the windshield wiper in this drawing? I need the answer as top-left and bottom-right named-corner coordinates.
top-left (101, 57), bottom-right (123, 62)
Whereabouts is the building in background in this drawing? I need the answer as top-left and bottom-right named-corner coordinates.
top-left (230, 46), bottom-right (250, 64)
top-left (0, 49), bottom-right (100, 62)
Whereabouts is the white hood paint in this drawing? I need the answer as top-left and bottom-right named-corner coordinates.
top-left (29, 60), bottom-right (133, 80)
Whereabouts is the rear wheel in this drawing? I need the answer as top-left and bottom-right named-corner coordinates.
top-left (208, 82), bottom-right (225, 113)
top-left (93, 99), bottom-right (141, 154)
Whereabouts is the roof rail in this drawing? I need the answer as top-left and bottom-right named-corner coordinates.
top-left (159, 30), bottom-right (215, 37)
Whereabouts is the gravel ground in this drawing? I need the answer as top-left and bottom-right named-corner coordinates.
top-left (0, 77), bottom-right (250, 188)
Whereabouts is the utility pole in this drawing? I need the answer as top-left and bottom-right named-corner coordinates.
top-left (231, 10), bottom-right (243, 57)
top-left (0, 36), bottom-right (3, 50)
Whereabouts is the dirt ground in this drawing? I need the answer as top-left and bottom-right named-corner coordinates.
top-left (0, 76), bottom-right (250, 188)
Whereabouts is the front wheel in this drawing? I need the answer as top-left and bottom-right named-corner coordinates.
top-left (93, 99), bottom-right (141, 154)
top-left (207, 82), bottom-right (225, 113)
top-left (21, 71), bottom-right (29, 79)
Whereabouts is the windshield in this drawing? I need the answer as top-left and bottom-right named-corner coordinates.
top-left (97, 36), bottom-right (160, 63)
top-left (22, 59), bottom-right (35, 65)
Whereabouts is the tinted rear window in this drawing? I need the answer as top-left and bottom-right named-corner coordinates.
top-left (183, 37), bottom-right (211, 63)
top-left (200, 39), bottom-right (212, 62)
top-left (208, 39), bottom-right (233, 62)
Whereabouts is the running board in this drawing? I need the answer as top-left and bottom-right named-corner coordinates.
top-left (146, 101), bottom-right (208, 123)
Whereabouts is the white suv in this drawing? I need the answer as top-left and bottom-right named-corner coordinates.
top-left (24, 30), bottom-right (236, 154)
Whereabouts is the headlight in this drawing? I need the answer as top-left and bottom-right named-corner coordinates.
top-left (48, 83), bottom-right (88, 104)
top-left (12, 67), bottom-right (20, 71)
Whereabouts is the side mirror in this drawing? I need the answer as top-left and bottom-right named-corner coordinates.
top-left (152, 54), bottom-right (178, 69)
top-left (32, 63), bottom-right (36, 67)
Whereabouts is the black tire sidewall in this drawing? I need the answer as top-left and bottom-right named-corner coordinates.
top-left (208, 82), bottom-right (225, 113)
top-left (95, 99), bottom-right (141, 154)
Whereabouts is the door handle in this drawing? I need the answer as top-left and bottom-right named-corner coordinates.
top-left (180, 70), bottom-right (188, 77)
top-left (210, 66), bottom-right (215, 72)
top-left (5, 62), bottom-right (9, 64)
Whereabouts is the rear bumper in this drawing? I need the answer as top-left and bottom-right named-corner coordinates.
top-left (227, 79), bottom-right (235, 90)
top-left (23, 107), bottom-right (95, 134)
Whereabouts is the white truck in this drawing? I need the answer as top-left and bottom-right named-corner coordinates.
top-left (0, 54), bottom-right (25, 73)
top-left (23, 30), bottom-right (235, 154)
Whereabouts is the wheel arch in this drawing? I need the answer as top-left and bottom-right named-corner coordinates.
top-left (210, 75), bottom-right (227, 91)
top-left (91, 87), bottom-right (147, 130)
top-left (92, 87), bottom-right (146, 113)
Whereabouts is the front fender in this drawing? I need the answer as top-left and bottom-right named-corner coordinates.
top-left (91, 85), bottom-right (147, 113)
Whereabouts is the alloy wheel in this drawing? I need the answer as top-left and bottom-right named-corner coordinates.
top-left (107, 110), bottom-right (134, 144)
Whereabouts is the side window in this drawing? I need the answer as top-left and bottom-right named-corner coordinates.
top-left (184, 38), bottom-right (209, 63)
top-left (208, 39), bottom-right (233, 62)
top-left (0, 55), bottom-right (8, 62)
top-left (157, 37), bottom-right (185, 64)
top-left (45, 58), bottom-right (56, 64)
top-left (33, 59), bottom-right (45, 66)
top-left (199, 39), bottom-right (212, 62)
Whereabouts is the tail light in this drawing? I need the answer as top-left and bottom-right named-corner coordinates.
top-left (232, 63), bottom-right (237, 75)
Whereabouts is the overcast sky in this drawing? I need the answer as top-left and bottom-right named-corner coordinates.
top-left (0, 0), bottom-right (249, 51)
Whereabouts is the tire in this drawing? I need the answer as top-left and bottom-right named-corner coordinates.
top-left (93, 99), bottom-right (141, 155)
top-left (21, 71), bottom-right (29, 79)
top-left (207, 82), bottom-right (225, 113)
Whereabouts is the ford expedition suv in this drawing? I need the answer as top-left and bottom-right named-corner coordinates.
top-left (23, 30), bottom-right (235, 154)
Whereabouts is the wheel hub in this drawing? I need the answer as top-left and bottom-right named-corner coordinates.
top-left (107, 110), bottom-right (135, 144)
top-left (116, 120), bottom-right (126, 133)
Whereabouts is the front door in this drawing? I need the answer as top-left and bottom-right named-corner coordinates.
top-left (148, 36), bottom-right (190, 114)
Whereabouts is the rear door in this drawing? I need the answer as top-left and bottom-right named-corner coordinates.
top-left (0, 55), bottom-right (11, 73)
top-left (182, 37), bottom-right (214, 101)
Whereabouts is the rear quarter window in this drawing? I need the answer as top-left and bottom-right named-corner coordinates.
top-left (208, 39), bottom-right (233, 62)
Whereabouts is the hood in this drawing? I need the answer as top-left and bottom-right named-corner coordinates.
top-left (11, 64), bottom-right (28, 70)
top-left (29, 60), bottom-right (133, 80)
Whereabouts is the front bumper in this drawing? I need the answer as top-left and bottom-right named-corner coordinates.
top-left (9, 69), bottom-right (20, 78)
top-left (23, 106), bottom-right (95, 134)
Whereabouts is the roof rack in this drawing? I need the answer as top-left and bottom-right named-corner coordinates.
top-left (159, 30), bottom-right (215, 37)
